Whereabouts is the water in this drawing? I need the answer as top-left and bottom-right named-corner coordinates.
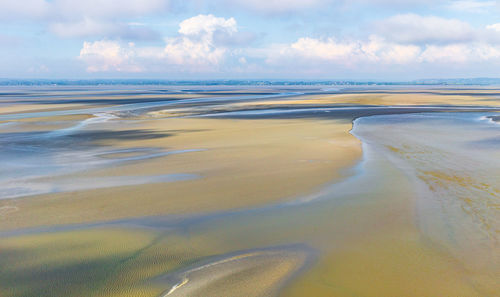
top-left (1, 87), bottom-right (499, 296)
top-left (353, 112), bottom-right (500, 272)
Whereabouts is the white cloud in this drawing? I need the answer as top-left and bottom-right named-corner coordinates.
top-left (0, 0), bottom-right (169, 21)
top-left (178, 14), bottom-right (236, 36)
top-left (79, 13), bottom-right (500, 75)
top-left (447, 0), bottom-right (497, 13)
top-left (219, 0), bottom-right (446, 14)
top-left (419, 43), bottom-right (500, 63)
top-left (0, 0), bottom-right (49, 20)
top-left (163, 14), bottom-right (238, 67)
top-left (50, 18), bottom-right (160, 40)
top-left (268, 36), bottom-right (421, 66)
top-left (79, 14), bottom-right (239, 72)
top-left (373, 14), bottom-right (500, 46)
top-left (69, 11), bottom-right (500, 76)
top-left (50, 18), bottom-right (119, 38)
top-left (265, 33), bottom-right (500, 70)
top-left (264, 13), bottom-right (500, 71)
top-left (52, 0), bottom-right (169, 20)
top-left (372, 40), bottom-right (422, 63)
top-left (374, 14), bottom-right (474, 44)
top-left (79, 40), bottom-right (142, 72)
top-left (0, 0), bottom-right (169, 39)
top-left (223, 0), bottom-right (327, 14)
top-left (487, 23), bottom-right (500, 32)
top-left (289, 38), bottom-right (358, 61)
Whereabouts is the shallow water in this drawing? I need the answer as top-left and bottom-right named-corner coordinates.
top-left (1, 88), bottom-right (500, 296)
top-left (353, 112), bottom-right (500, 273)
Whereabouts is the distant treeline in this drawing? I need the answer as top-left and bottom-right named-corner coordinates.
top-left (1, 78), bottom-right (500, 86)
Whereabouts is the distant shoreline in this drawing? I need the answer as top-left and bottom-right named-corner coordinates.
top-left (2, 78), bottom-right (500, 87)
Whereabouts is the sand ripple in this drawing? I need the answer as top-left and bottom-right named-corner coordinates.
top-left (155, 245), bottom-right (313, 297)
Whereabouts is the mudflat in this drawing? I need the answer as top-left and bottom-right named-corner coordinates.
top-left (1, 86), bottom-right (499, 297)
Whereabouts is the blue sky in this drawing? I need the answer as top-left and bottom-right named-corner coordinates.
top-left (1, 0), bottom-right (500, 79)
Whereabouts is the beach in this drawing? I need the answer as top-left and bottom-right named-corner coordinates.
top-left (1, 86), bottom-right (499, 297)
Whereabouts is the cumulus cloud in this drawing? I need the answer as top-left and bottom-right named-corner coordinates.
top-left (374, 14), bottom-right (474, 44)
top-left (79, 15), bottom-right (241, 72)
top-left (79, 40), bottom-right (142, 72)
top-left (178, 14), bottom-right (236, 36)
top-left (162, 15), bottom-right (237, 66)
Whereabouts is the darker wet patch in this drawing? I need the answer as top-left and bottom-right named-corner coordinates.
top-left (466, 136), bottom-right (500, 149)
top-left (340, 90), bottom-right (500, 97)
top-left (0, 92), bottom-right (33, 96)
top-left (194, 92), bottom-right (277, 95)
top-left (2, 97), bottom-right (183, 105)
top-left (0, 129), bottom-right (173, 151)
top-left (487, 115), bottom-right (500, 122)
top-left (197, 106), bottom-right (498, 121)
top-left (64, 129), bottom-right (173, 142)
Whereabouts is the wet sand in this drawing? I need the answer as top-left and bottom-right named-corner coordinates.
top-left (1, 86), bottom-right (499, 297)
top-left (0, 117), bottom-right (360, 230)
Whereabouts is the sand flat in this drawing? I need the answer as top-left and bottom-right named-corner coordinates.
top-left (230, 91), bottom-right (500, 108)
top-left (1, 86), bottom-right (499, 297)
top-left (0, 117), bottom-right (360, 230)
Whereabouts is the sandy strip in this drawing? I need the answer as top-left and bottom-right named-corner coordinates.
top-left (156, 246), bottom-right (313, 297)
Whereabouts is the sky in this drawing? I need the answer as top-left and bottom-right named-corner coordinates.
top-left (1, 0), bottom-right (500, 80)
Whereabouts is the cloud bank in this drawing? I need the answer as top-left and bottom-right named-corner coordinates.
top-left (78, 13), bottom-right (500, 76)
